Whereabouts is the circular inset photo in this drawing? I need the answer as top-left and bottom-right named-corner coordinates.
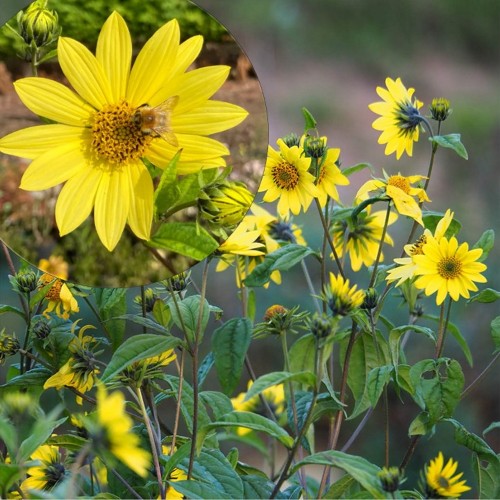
top-left (0, 0), bottom-right (267, 287)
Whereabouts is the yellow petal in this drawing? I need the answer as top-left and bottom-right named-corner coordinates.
top-left (174, 35), bottom-right (203, 74)
top-left (163, 65), bottom-right (231, 113)
top-left (0, 124), bottom-right (85, 159)
top-left (94, 170), bottom-right (130, 251)
top-left (96, 11), bottom-right (131, 101)
top-left (58, 36), bottom-right (114, 109)
top-left (14, 78), bottom-right (94, 126)
top-left (20, 142), bottom-right (88, 190)
top-left (172, 100), bottom-right (248, 135)
top-left (127, 19), bottom-right (180, 106)
top-left (127, 162), bottom-right (153, 240)
top-left (56, 167), bottom-right (103, 235)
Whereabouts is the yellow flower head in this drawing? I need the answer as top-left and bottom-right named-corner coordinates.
top-left (258, 139), bottom-right (319, 217)
top-left (356, 171), bottom-right (430, 226)
top-left (0, 12), bottom-right (247, 251)
top-left (413, 234), bottom-right (487, 305)
top-left (322, 273), bottom-right (365, 316)
top-left (425, 452), bottom-right (471, 498)
top-left (38, 273), bottom-right (79, 320)
top-left (90, 385), bottom-right (151, 477)
top-left (331, 207), bottom-right (397, 272)
top-left (216, 222), bottom-right (265, 258)
top-left (44, 325), bottom-right (100, 404)
top-left (21, 445), bottom-right (68, 493)
top-left (38, 255), bottom-right (69, 280)
top-left (315, 147), bottom-right (349, 207)
top-left (369, 77), bottom-right (424, 159)
top-left (120, 348), bottom-right (177, 387)
top-left (387, 209), bottom-right (454, 286)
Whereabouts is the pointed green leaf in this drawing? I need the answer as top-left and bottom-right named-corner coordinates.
top-left (0, 463), bottom-right (24, 494)
top-left (490, 316), bottom-right (500, 354)
top-left (212, 318), bottom-right (252, 395)
top-left (430, 133), bottom-right (468, 159)
top-left (152, 299), bottom-right (171, 327)
top-left (243, 244), bottom-right (315, 287)
top-left (94, 288), bottom-right (127, 350)
top-left (0, 304), bottom-right (25, 318)
top-left (111, 314), bottom-right (169, 335)
top-left (170, 480), bottom-right (232, 499)
top-left (473, 229), bottom-right (495, 262)
top-left (0, 367), bottom-right (51, 389)
top-left (289, 450), bottom-right (384, 498)
top-left (154, 151), bottom-right (180, 216)
top-left (197, 411), bottom-right (294, 452)
top-left (46, 434), bottom-right (88, 451)
top-left (170, 295), bottom-right (210, 345)
top-left (469, 288), bottom-right (500, 304)
top-left (148, 222), bottom-right (219, 260)
top-left (389, 325), bottom-right (435, 368)
top-left (342, 163), bottom-right (372, 178)
top-left (302, 107), bottom-right (317, 131)
top-left (200, 391), bottom-right (234, 420)
top-left (241, 475), bottom-right (276, 499)
top-left (101, 334), bottom-right (181, 382)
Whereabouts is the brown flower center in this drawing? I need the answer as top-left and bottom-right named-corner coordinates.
top-left (388, 175), bottom-right (411, 194)
top-left (437, 256), bottom-right (462, 279)
top-left (272, 161), bottom-right (300, 191)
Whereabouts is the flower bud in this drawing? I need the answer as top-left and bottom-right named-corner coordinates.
top-left (302, 135), bottom-right (327, 159)
top-left (31, 316), bottom-right (52, 339)
top-left (17, 0), bottom-right (60, 48)
top-left (310, 313), bottom-right (333, 339)
top-left (281, 133), bottom-right (300, 148)
top-left (0, 329), bottom-right (20, 364)
top-left (14, 270), bottom-right (38, 293)
top-left (361, 287), bottom-right (378, 310)
top-left (164, 271), bottom-right (190, 293)
top-left (377, 466), bottom-right (402, 493)
top-left (263, 304), bottom-right (288, 323)
top-left (134, 288), bottom-right (160, 313)
top-left (429, 98), bottom-right (452, 122)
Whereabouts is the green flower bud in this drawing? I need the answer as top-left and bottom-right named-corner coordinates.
top-left (164, 271), bottom-right (190, 293)
top-left (134, 288), bottom-right (160, 313)
top-left (377, 466), bottom-right (402, 493)
top-left (18, 0), bottom-right (60, 48)
top-left (303, 135), bottom-right (327, 159)
top-left (361, 287), bottom-right (378, 310)
top-left (0, 329), bottom-right (20, 363)
top-left (14, 270), bottom-right (38, 293)
top-left (429, 97), bottom-right (452, 122)
top-left (31, 316), bottom-right (51, 339)
top-left (310, 313), bottom-right (333, 339)
top-left (281, 133), bottom-right (300, 148)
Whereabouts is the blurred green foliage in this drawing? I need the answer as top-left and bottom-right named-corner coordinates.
top-left (0, 0), bottom-right (228, 59)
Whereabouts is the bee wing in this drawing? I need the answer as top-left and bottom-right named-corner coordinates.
top-left (156, 129), bottom-right (179, 148)
top-left (154, 95), bottom-right (180, 113)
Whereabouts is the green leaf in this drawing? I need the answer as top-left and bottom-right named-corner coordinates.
top-left (342, 163), bottom-right (372, 178)
top-left (302, 107), bottom-right (317, 131)
top-left (289, 333), bottom-right (317, 377)
top-left (170, 295), bottom-right (210, 345)
top-left (46, 434), bottom-right (88, 451)
top-left (100, 334), bottom-right (182, 382)
top-left (430, 133), bottom-right (468, 159)
top-left (179, 448), bottom-right (244, 499)
top-left (148, 222), bottom-right (219, 260)
top-left (245, 371), bottom-right (316, 401)
top-left (324, 474), bottom-right (357, 499)
top-left (212, 318), bottom-right (252, 395)
top-left (198, 351), bottom-right (215, 387)
top-left (366, 365), bottom-right (393, 407)
top-left (473, 229), bottom-right (495, 262)
top-left (490, 317), bottom-right (500, 354)
top-left (152, 300), bottom-right (171, 327)
top-left (196, 411), bottom-right (294, 452)
top-left (200, 391), bottom-right (234, 420)
top-left (289, 450), bottom-right (384, 499)
top-left (243, 244), bottom-right (315, 287)
top-left (0, 367), bottom-right (52, 389)
top-left (0, 463), bottom-right (24, 494)
top-left (0, 416), bottom-right (18, 458)
top-left (170, 480), bottom-right (232, 499)
top-left (0, 0), bottom-right (31, 26)
top-left (0, 304), bottom-right (25, 318)
top-left (469, 288), bottom-right (500, 304)
top-left (408, 411), bottom-right (433, 436)
top-left (389, 325), bottom-right (436, 368)
top-left (18, 412), bottom-right (67, 462)
top-left (93, 288), bottom-right (127, 350)
top-left (409, 359), bottom-right (464, 425)
top-left (241, 475), bottom-right (275, 499)
top-left (153, 151), bottom-right (180, 216)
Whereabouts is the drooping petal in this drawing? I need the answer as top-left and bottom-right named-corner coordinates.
top-left (58, 36), bottom-right (114, 108)
top-left (171, 101), bottom-right (248, 135)
top-left (0, 124), bottom-right (85, 159)
top-left (13, 78), bottom-right (94, 126)
top-left (96, 11), bottom-right (131, 101)
top-left (127, 19), bottom-right (180, 106)
top-left (20, 142), bottom-right (88, 190)
top-left (55, 167), bottom-right (103, 235)
top-left (94, 170), bottom-right (130, 251)
top-left (127, 161), bottom-right (153, 240)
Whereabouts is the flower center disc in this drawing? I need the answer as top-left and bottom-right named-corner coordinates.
top-left (388, 175), bottom-right (411, 194)
top-left (91, 101), bottom-right (150, 165)
top-left (273, 161), bottom-right (299, 190)
top-left (437, 256), bottom-right (462, 279)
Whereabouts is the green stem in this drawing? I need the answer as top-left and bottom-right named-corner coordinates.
top-left (461, 351), bottom-right (500, 398)
top-left (368, 201), bottom-right (392, 288)
top-left (435, 299), bottom-right (452, 358)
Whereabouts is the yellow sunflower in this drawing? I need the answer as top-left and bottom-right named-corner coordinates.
top-left (38, 255), bottom-right (69, 280)
top-left (387, 209), bottom-right (454, 286)
top-left (0, 12), bottom-right (247, 251)
top-left (258, 139), bottom-right (319, 217)
top-left (369, 77), bottom-right (424, 159)
top-left (38, 273), bottom-right (79, 320)
top-left (425, 452), bottom-right (471, 498)
top-left (315, 147), bottom-right (349, 207)
top-left (413, 234), bottom-right (487, 305)
top-left (356, 172), bottom-right (430, 226)
top-left (331, 207), bottom-right (397, 272)
top-left (322, 273), bottom-right (365, 316)
top-left (21, 445), bottom-right (68, 493)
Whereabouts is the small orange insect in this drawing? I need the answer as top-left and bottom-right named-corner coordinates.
top-left (133, 95), bottom-right (179, 147)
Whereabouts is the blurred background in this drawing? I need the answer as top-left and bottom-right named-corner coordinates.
top-left (1, 0), bottom-right (499, 493)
